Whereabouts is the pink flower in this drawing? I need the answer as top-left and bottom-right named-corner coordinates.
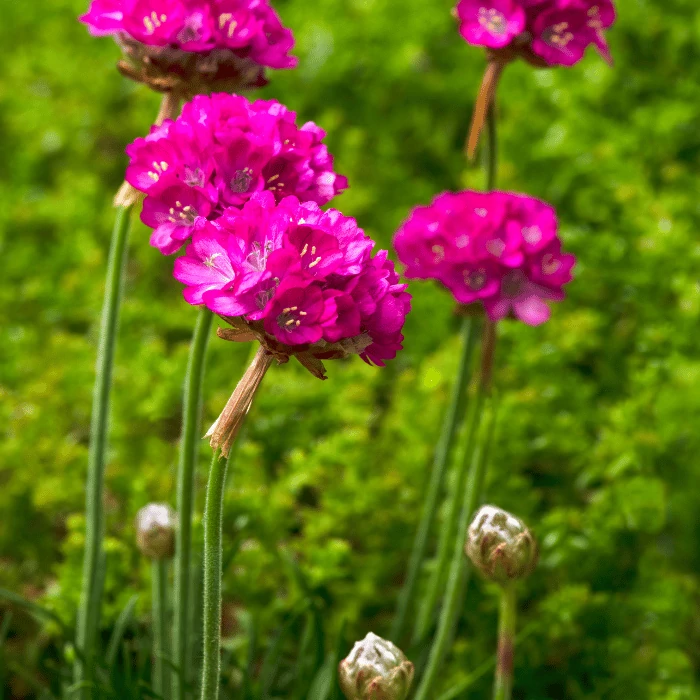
top-left (456, 0), bottom-right (526, 49)
top-left (393, 190), bottom-right (575, 326)
top-left (126, 93), bottom-right (348, 254)
top-left (80, 0), bottom-right (297, 92)
top-left (454, 0), bottom-right (616, 67)
top-left (174, 192), bottom-right (411, 365)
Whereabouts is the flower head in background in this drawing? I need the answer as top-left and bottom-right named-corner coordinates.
top-left (175, 192), bottom-right (411, 369)
top-left (125, 92), bottom-right (348, 254)
top-left (339, 632), bottom-right (415, 700)
top-left (455, 0), bottom-right (615, 67)
top-left (80, 0), bottom-right (297, 93)
top-left (393, 190), bottom-right (574, 325)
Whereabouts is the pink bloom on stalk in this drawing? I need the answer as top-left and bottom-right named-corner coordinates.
top-left (393, 190), bottom-right (575, 326)
top-left (174, 192), bottom-right (411, 365)
top-left (80, 0), bottom-right (297, 69)
top-left (454, 0), bottom-right (616, 67)
top-left (125, 93), bottom-right (348, 254)
top-left (456, 0), bottom-right (526, 49)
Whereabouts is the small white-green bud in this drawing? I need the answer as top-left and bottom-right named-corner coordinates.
top-left (136, 503), bottom-right (177, 560)
top-left (338, 632), bottom-right (414, 700)
top-left (465, 505), bottom-right (538, 584)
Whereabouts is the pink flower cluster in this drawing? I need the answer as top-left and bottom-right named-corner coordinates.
top-left (393, 191), bottom-right (575, 325)
top-left (125, 93), bottom-right (348, 254)
top-left (175, 192), bottom-right (411, 365)
top-left (455, 0), bottom-right (615, 66)
top-left (80, 0), bottom-right (296, 69)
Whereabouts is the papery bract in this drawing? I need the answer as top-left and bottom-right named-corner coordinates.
top-left (393, 190), bottom-right (575, 326)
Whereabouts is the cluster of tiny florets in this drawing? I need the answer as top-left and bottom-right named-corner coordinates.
top-left (456, 0), bottom-right (615, 66)
top-left (175, 192), bottom-right (411, 365)
top-left (393, 190), bottom-right (575, 325)
top-left (125, 93), bottom-right (348, 254)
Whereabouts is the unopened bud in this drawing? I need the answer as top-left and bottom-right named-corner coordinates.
top-left (136, 503), bottom-right (177, 560)
top-left (339, 632), bottom-right (414, 700)
top-left (465, 505), bottom-right (538, 584)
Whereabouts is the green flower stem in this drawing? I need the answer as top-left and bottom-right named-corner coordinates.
top-left (412, 320), bottom-right (484, 645)
top-left (493, 585), bottom-right (517, 700)
top-left (173, 308), bottom-right (213, 700)
top-left (152, 559), bottom-right (170, 699)
top-left (391, 316), bottom-right (477, 643)
top-left (199, 448), bottom-right (229, 700)
top-left (74, 205), bottom-right (132, 698)
top-left (414, 321), bottom-right (498, 700)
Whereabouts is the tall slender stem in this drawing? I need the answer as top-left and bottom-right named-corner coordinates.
top-left (152, 560), bottom-right (170, 699)
top-left (74, 205), bottom-right (131, 698)
top-left (493, 585), bottom-right (517, 700)
top-left (466, 60), bottom-right (504, 161)
top-left (391, 316), bottom-right (477, 642)
top-left (414, 323), bottom-right (498, 700)
top-left (412, 321), bottom-right (484, 645)
top-left (173, 308), bottom-right (213, 700)
top-left (199, 449), bottom-right (228, 700)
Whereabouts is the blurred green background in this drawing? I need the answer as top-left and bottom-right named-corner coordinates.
top-left (2, 0), bottom-right (700, 697)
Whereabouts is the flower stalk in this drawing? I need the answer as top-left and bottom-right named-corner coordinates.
top-left (391, 315), bottom-right (477, 643)
top-left (466, 59), bottom-right (505, 161)
top-left (199, 448), bottom-right (230, 700)
top-left (173, 307), bottom-right (213, 700)
top-left (152, 559), bottom-right (170, 699)
top-left (74, 204), bottom-right (131, 698)
top-left (493, 585), bottom-right (516, 700)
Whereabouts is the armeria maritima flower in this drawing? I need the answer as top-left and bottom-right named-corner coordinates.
top-left (455, 0), bottom-right (615, 66)
top-left (80, 0), bottom-right (297, 94)
top-left (125, 92), bottom-right (348, 254)
top-left (176, 192), bottom-right (411, 454)
top-left (393, 190), bottom-right (574, 326)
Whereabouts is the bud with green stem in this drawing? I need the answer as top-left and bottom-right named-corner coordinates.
top-left (338, 633), bottom-right (414, 700)
top-left (137, 503), bottom-right (177, 699)
top-left (466, 505), bottom-right (538, 700)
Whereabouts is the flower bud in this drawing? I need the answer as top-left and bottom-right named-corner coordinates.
top-left (338, 632), bottom-right (414, 700)
top-left (465, 505), bottom-right (538, 584)
top-left (136, 503), bottom-right (177, 560)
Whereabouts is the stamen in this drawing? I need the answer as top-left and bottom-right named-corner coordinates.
top-left (308, 257), bottom-right (322, 268)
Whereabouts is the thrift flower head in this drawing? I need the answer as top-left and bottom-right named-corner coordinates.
top-left (175, 191), bottom-right (411, 368)
top-left (80, 0), bottom-right (297, 93)
top-left (455, 0), bottom-right (615, 66)
top-left (466, 505), bottom-right (538, 584)
top-left (126, 92), bottom-right (348, 254)
top-left (393, 190), bottom-right (575, 326)
top-left (339, 632), bottom-right (415, 700)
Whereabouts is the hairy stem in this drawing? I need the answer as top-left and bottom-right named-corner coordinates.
top-left (152, 559), bottom-right (170, 699)
top-left (391, 316), bottom-right (477, 643)
top-left (413, 323), bottom-right (498, 700)
top-left (173, 308), bottom-right (213, 700)
top-left (493, 585), bottom-right (517, 700)
top-left (74, 205), bottom-right (132, 698)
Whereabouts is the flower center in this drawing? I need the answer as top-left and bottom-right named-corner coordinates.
top-left (502, 270), bottom-right (526, 298)
top-left (544, 21), bottom-right (574, 48)
top-left (219, 13), bottom-right (239, 38)
top-left (183, 165), bottom-right (205, 188)
top-left (300, 243), bottom-right (323, 269)
top-left (246, 241), bottom-right (274, 271)
top-left (431, 244), bottom-right (446, 263)
top-left (464, 268), bottom-right (487, 291)
top-left (541, 254), bottom-right (561, 276)
top-left (478, 8), bottom-right (507, 35)
top-left (143, 11), bottom-right (167, 35)
top-left (277, 305), bottom-right (308, 332)
top-left (148, 160), bottom-right (169, 183)
top-left (587, 5), bottom-right (602, 29)
top-left (522, 226), bottom-right (542, 245)
top-left (168, 200), bottom-right (197, 225)
top-left (266, 173), bottom-right (286, 193)
top-left (231, 168), bottom-right (254, 194)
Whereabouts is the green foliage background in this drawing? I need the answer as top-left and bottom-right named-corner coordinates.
top-left (2, 0), bottom-right (700, 697)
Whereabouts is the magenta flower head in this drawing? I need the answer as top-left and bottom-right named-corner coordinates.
top-left (393, 190), bottom-right (574, 326)
top-left (80, 0), bottom-right (297, 94)
top-left (176, 191), bottom-right (411, 455)
top-left (124, 92), bottom-right (348, 254)
top-left (455, 0), bottom-right (615, 67)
